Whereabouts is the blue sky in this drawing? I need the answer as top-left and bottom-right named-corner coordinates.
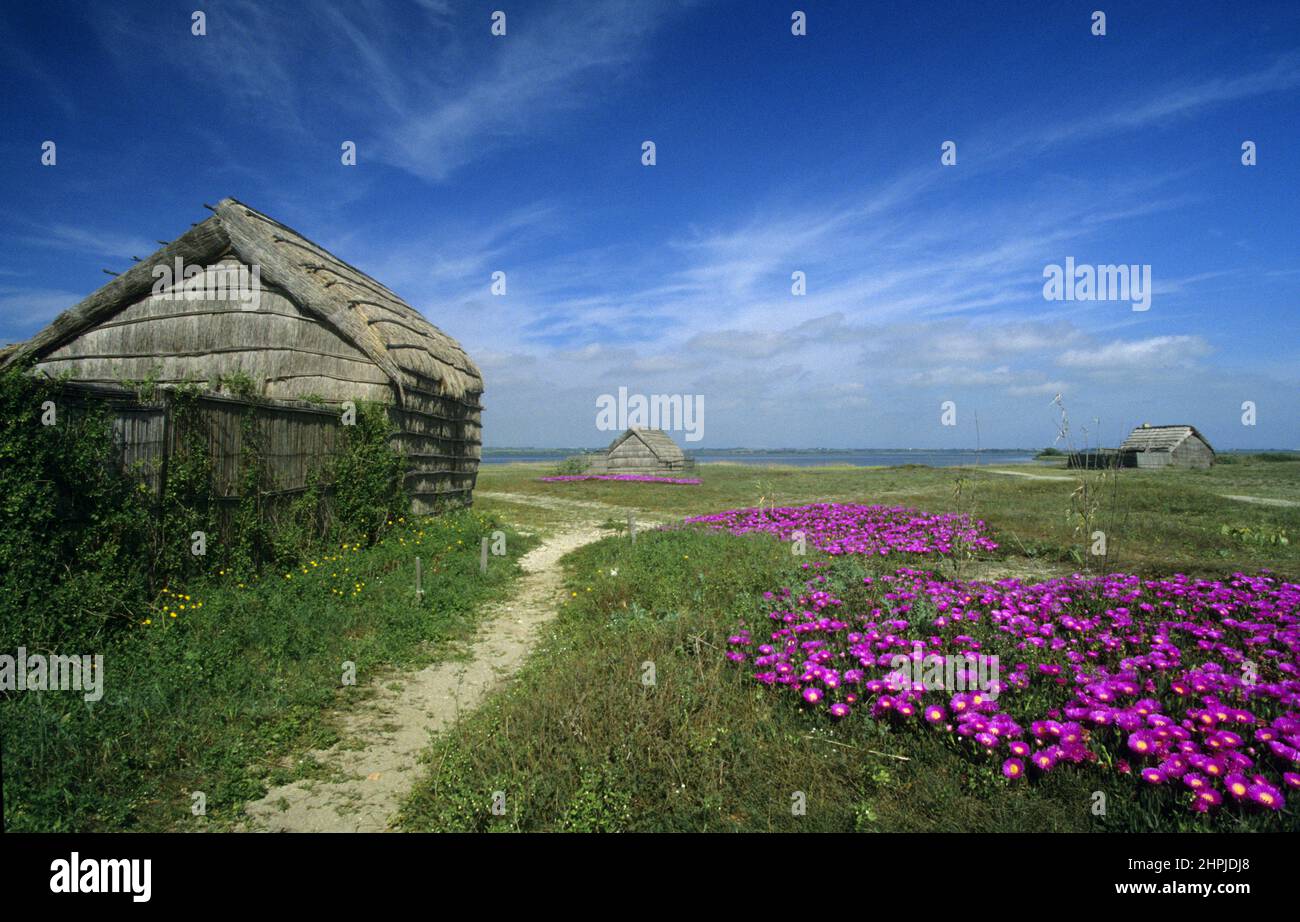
top-left (1, 0), bottom-right (1297, 449)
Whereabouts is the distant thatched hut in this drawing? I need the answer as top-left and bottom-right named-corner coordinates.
top-left (1118, 424), bottom-right (1215, 470)
top-left (0, 198), bottom-right (483, 511)
top-left (591, 428), bottom-right (694, 475)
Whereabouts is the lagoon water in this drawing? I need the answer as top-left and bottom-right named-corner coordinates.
top-left (482, 449), bottom-right (1040, 467)
top-left (696, 450), bottom-right (1038, 467)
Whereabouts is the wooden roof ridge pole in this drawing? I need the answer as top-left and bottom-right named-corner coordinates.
top-left (213, 199), bottom-right (409, 405)
top-left (243, 201), bottom-right (474, 358)
top-left (230, 199), bottom-right (481, 390)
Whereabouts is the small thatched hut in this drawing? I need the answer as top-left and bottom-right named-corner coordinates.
top-left (591, 428), bottom-right (694, 475)
top-left (1118, 424), bottom-right (1215, 470)
top-left (0, 198), bottom-right (483, 511)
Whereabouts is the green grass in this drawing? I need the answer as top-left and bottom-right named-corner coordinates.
top-left (1, 508), bottom-right (535, 832)
top-left (398, 460), bottom-right (1299, 833)
top-left (476, 459), bottom-right (1300, 576)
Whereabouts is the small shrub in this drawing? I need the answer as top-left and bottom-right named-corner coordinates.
top-left (550, 455), bottom-right (592, 477)
top-left (1221, 524), bottom-right (1289, 547)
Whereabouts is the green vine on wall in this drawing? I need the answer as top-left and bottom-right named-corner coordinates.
top-left (0, 363), bottom-right (410, 651)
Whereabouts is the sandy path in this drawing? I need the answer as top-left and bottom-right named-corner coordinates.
top-left (241, 521), bottom-right (604, 832)
top-left (980, 469), bottom-right (1073, 482)
top-left (973, 476), bottom-right (1297, 508)
top-left (1219, 494), bottom-right (1300, 508)
top-left (478, 489), bottom-right (657, 518)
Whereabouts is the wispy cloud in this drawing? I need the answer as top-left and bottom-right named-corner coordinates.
top-left (92, 0), bottom-right (687, 183)
top-left (1058, 335), bottom-right (1212, 370)
top-left (373, 1), bottom-right (683, 180)
top-left (1035, 53), bottom-right (1300, 149)
top-left (0, 286), bottom-right (81, 343)
top-left (12, 223), bottom-right (159, 263)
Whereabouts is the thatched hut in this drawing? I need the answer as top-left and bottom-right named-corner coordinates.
top-left (1118, 424), bottom-right (1215, 470)
top-left (591, 428), bottom-right (694, 475)
top-left (0, 198), bottom-right (483, 511)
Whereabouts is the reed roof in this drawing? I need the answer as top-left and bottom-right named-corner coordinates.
top-left (0, 198), bottom-right (482, 405)
top-left (1119, 424), bottom-right (1212, 454)
top-left (606, 427), bottom-right (687, 462)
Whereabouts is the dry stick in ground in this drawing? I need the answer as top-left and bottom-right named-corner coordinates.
top-left (663, 748), bottom-right (687, 790)
top-left (803, 736), bottom-right (911, 761)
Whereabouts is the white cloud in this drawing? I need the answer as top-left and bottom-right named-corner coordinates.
top-left (93, 0), bottom-right (685, 184)
top-left (1058, 335), bottom-right (1212, 370)
top-left (0, 287), bottom-right (82, 343)
top-left (14, 223), bottom-right (159, 263)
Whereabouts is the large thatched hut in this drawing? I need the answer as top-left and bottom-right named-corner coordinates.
top-left (1118, 423), bottom-right (1215, 470)
top-left (0, 198), bottom-right (483, 512)
top-left (591, 428), bottom-right (694, 475)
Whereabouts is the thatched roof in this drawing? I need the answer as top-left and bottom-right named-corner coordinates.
top-left (0, 198), bottom-right (482, 405)
top-left (607, 427), bottom-right (687, 462)
top-left (1119, 424), bottom-right (1212, 454)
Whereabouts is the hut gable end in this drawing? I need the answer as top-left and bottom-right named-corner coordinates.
top-left (607, 427), bottom-right (686, 462)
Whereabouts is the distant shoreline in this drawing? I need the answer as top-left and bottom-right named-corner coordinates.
top-left (481, 447), bottom-right (1295, 468)
top-left (483, 447), bottom-right (1041, 455)
top-left (481, 448), bottom-right (1045, 468)
top-left (482, 447), bottom-right (1296, 455)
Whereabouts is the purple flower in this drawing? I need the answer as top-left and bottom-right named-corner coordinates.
top-left (1031, 749), bottom-right (1058, 772)
top-left (1192, 789), bottom-right (1222, 812)
top-left (716, 506), bottom-right (1300, 818)
top-left (1248, 783), bottom-right (1284, 810)
top-left (1127, 732), bottom-right (1155, 756)
top-left (1224, 774), bottom-right (1250, 800)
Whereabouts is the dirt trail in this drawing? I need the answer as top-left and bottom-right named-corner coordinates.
top-left (971, 475), bottom-right (1298, 508)
top-left (980, 469), bottom-right (1073, 482)
top-left (242, 495), bottom-right (645, 832)
top-left (478, 489), bottom-right (659, 519)
top-left (1219, 494), bottom-right (1300, 508)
